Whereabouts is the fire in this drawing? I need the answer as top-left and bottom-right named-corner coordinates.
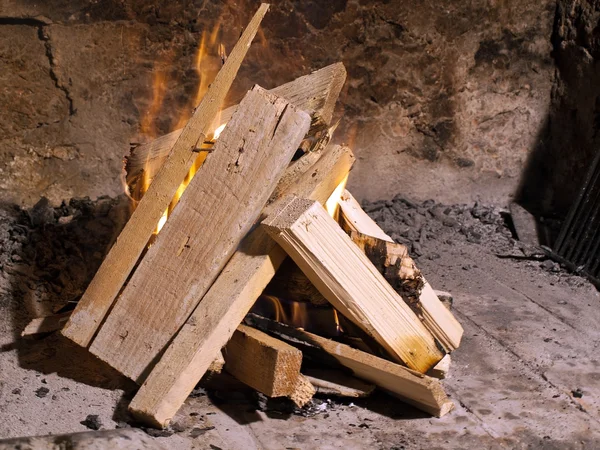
top-left (140, 23), bottom-right (228, 236)
top-left (325, 174), bottom-right (349, 218)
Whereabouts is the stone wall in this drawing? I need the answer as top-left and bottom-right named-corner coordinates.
top-left (518, 0), bottom-right (600, 219)
top-left (0, 0), bottom-right (555, 206)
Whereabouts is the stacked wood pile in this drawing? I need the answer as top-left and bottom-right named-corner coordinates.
top-left (27, 4), bottom-right (464, 428)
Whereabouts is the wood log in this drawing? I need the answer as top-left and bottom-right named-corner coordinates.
top-left (61, 4), bottom-right (270, 348)
top-left (224, 325), bottom-right (303, 397)
top-left (128, 144), bottom-right (355, 428)
top-left (338, 190), bottom-right (464, 352)
top-left (303, 368), bottom-right (375, 398)
top-left (126, 63), bottom-right (347, 195)
top-left (262, 197), bottom-right (444, 373)
top-left (89, 87), bottom-right (310, 382)
top-left (245, 314), bottom-right (454, 417)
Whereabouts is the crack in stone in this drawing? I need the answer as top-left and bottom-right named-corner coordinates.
top-left (0, 18), bottom-right (75, 117)
top-left (37, 26), bottom-right (76, 117)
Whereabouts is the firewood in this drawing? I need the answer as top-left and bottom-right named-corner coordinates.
top-left (126, 63), bottom-right (347, 196)
top-left (338, 190), bottom-right (464, 352)
top-left (262, 197), bottom-right (444, 373)
top-left (223, 325), bottom-right (303, 398)
top-left (88, 87), bottom-right (310, 382)
top-left (303, 368), bottom-right (375, 398)
top-left (289, 374), bottom-right (316, 408)
top-left (128, 145), bottom-right (354, 428)
top-left (62, 4), bottom-right (271, 348)
top-left (245, 314), bottom-right (454, 417)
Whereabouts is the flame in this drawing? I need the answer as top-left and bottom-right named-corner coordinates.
top-left (142, 22), bottom-right (228, 236)
top-left (140, 68), bottom-right (169, 137)
top-left (325, 174), bottom-right (349, 218)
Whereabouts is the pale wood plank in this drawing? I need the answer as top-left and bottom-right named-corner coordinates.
top-left (128, 144), bottom-right (354, 428)
top-left (88, 86), bottom-right (310, 382)
top-left (338, 190), bottom-right (464, 351)
top-left (262, 197), bottom-right (444, 373)
top-left (224, 324), bottom-right (303, 397)
top-left (61, 4), bottom-right (271, 348)
top-left (126, 62), bottom-right (347, 194)
top-left (246, 314), bottom-right (454, 417)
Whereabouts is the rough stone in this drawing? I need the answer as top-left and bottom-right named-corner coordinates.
top-left (0, 0), bottom-right (554, 207)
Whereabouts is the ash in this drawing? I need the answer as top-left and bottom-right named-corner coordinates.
top-left (362, 195), bottom-right (587, 289)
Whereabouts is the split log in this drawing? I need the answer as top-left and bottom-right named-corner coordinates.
top-left (89, 87), bottom-right (310, 382)
top-left (338, 190), bottom-right (464, 352)
top-left (246, 314), bottom-right (454, 417)
top-left (126, 63), bottom-right (347, 195)
top-left (129, 144), bottom-right (354, 428)
top-left (303, 368), bottom-right (375, 398)
top-left (346, 230), bottom-right (424, 310)
top-left (224, 325), bottom-right (303, 397)
top-left (61, 4), bottom-right (271, 348)
top-left (262, 197), bottom-right (444, 373)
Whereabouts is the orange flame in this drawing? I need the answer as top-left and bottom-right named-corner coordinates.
top-left (140, 23), bottom-right (228, 236)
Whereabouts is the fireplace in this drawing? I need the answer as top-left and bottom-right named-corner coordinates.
top-left (2, 1), bottom-right (600, 449)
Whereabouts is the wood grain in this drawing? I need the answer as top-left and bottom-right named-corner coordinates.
top-left (246, 314), bottom-right (454, 417)
top-left (126, 62), bottom-right (347, 194)
top-left (88, 86), bottom-right (310, 381)
top-left (338, 190), bottom-right (464, 352)
top-left (61, 3), bottom-right (271, 348)
top-left (262, 198), bottom-right (444, 373)
top-left (224, 324), bottom-right (303, 397)
top-left (128, 144), bottom-right (354, 428)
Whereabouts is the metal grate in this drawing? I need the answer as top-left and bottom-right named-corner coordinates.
top-left (553, 149), bottom-right (600, 286)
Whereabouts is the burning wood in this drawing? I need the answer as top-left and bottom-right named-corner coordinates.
top-left (61, 3), bottom-right (271, 348)
top-left (55, 2), bottom-right (464, 430)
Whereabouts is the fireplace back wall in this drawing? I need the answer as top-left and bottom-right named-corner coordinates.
top-left (0, 0), bottom-right (555, 207)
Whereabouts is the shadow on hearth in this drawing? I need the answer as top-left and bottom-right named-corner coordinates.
top-left (1, 194), bottom-right (136, 391)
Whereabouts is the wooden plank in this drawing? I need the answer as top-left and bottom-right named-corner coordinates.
top-left (126, 63), bottom-right (347, 195)
top-left (338, 190), bottom-right (464, 352)
top-left (262, 197), bottom-right (444, 373)
top-left (224, 324), bottom-right (303, 397)
top-left (129, 144), bottom-right (354, 428)
top-left (303, 368), bottom-right (375, 398)
top-left (61, 4), bottom-right (270, 348)
top-left (89, 87), bottom-right (310, 382)
top-left (246, 314), bottom-right (454, 417)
